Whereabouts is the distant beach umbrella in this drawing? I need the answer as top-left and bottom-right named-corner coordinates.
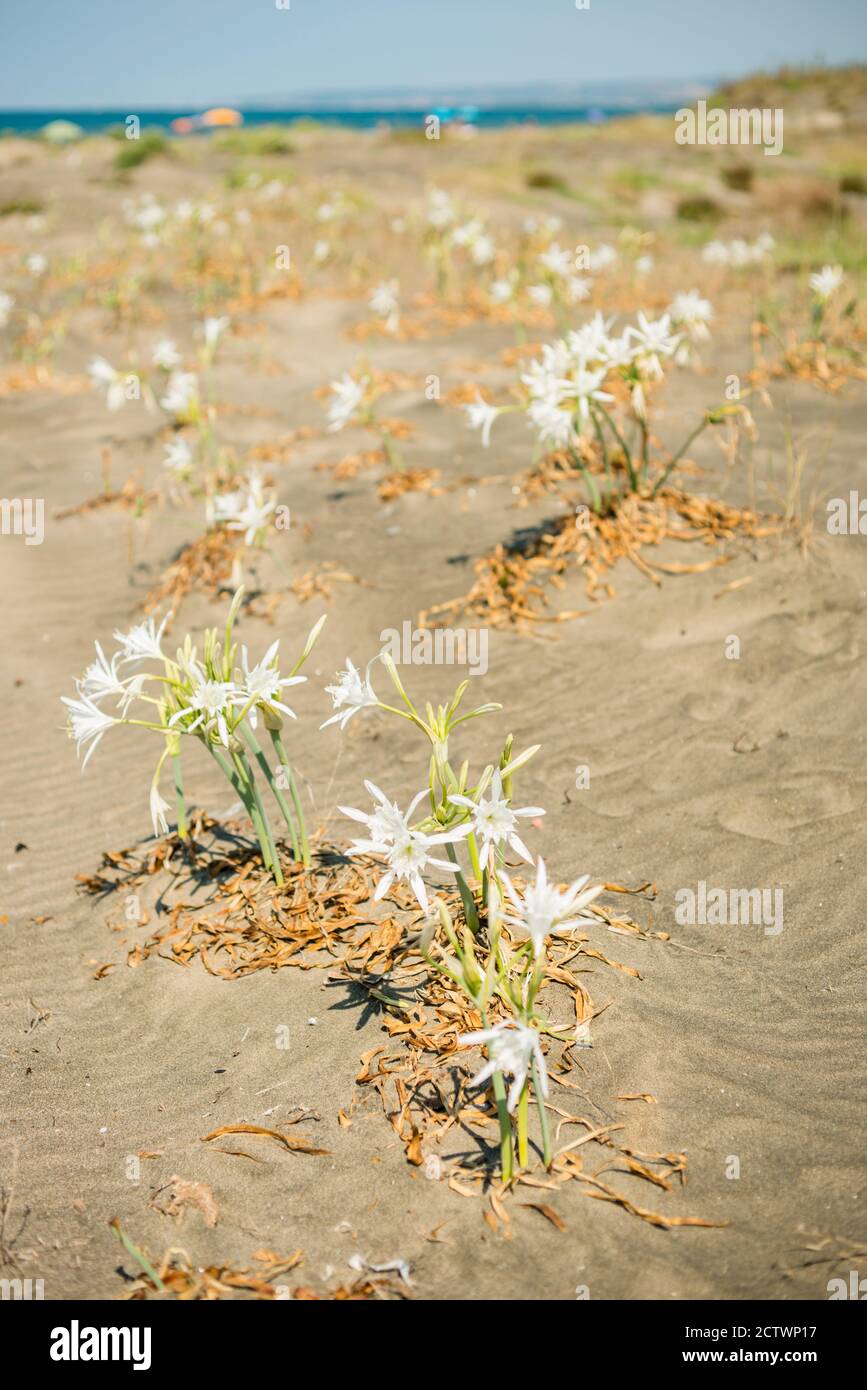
top-left (201, 107), bottom-right (243, 128)
top-left (41, 119), bottom-right (84, 144)
top-left (171, 116), bottom-right (195, 134)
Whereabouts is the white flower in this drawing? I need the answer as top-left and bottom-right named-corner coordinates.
top-left (88, 356), bottom-right (127, 412)
top-left (169, 671), bottom-right (244, 747)
top-left (500, 856), bottom-right (603, 956)
top-left (459, 1020), bottom-right (549, 1113)
top-left (427, 188), bottom-right (455, 230)
top-left (626, 311), bottom-right (680, 377)
top-left (669, 290), bottom-right (714, 339)
top-left (490, 278), bottom-right (514, 304)
top-left (113, 614), bottom-right (169, 665)
top-left (340, 784), bottom-right (471, 912)
top-left (164, 437), bottom-right (193, 474)
top-left (527, 395), bottom-right (575, 449)
top-left (809, 264), bottom-right (844, 301)
top-left (635, 255), bottom-right (654, 275)
top-left (339, 779), bottom-right (413, 844)
top-left (160, 370), bottom-right (198, 417)
top-left (79, 642), bottom-right (129, 704)
top-left (239, 640), bottom-right (305, 726)
top-left (27, 254), bottom-right (47, 277)
top-left (570, 365), bottom-right (616, 431)
top-left (326, 372), bottom-right (367, 433)
top-left (565, 275), bottom-right (592, 304)
top-left (464, 391), bottom-right (501, 448)
top-left (223, 469), bottom-right (277, 546)
top-left (701, 239), bottom-right (730, 266)
top-left (202, 315), bottom-right (230, 351)
top-left (61, 693), bottom-right (118, 768)
top-left (538, 243), bottom-right (573, 279)
top-left (152, 338), bottom-right (181, 370)
top-left (528, 283), bottom-right (553, 308)
top-left (369, 280), bottom-right (399, 330)
top-left (588, 243), bottom-right (617, 272)
top-left (321, 658), bottom-right (379, 729)
top-left (0, 291), bottom-right (14, 326)
top-left (149, 783), bottom-right (171, 836)
top-left (313, 239), bottom-right (331, 263)
top-left (471, 234), bottom-right (495, 266)
top-left (448, 769), bottom-right (544, 864)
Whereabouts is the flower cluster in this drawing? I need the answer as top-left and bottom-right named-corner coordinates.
top-left (62, 590), bottom-right (325, 882)
top-left (322, 647), bottom-right (603, 1177)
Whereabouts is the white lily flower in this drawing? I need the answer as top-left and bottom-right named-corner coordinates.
top-left (490, 278), bottom-right (514, 304)
top-left (169, 672), bottom-right (244, 747)
top-left (0, 291), bottom-right (14, 326)
top-left (626, 311), bottom-right (681, 377)
top-left (160, 370), bottom-right (199, 417)
top-left (61, 693), bottom-right (118, 769)
top-left (340, 784), bottom-right (472, 912)
top-left (369, 280), bottom-right (400, 331)
top-left (500, 856), bottom-right (603, 956)
top-left (113, 614), bottom-right (169, 665)
top-left (321, 657), bottom-right (379, 729)
top-left (538, 243), bottom-right (573, 279)
top-left (427, 188), bottom-right (455, 230)
top-left (565, 275), bottom-right (592, 304)
top-left (152, 338), bottom-right (181, 370)
top-left (88, 356), bottom-right (127, 412)
top-left (526, 395), bottom-right (575, 449)
top-left (220, 469), bottom-right (277, 546)
top-left (27, 254), bottom-right (47, 278)
top-left (459, 1020), bottom-right (549, 1113)
top-left (528, 283), bottom-right (553, 308)
top-left (239, 640), bottom-right (305, 726)
top-left (588, 243), bottom-right (617, 272)
top-left (313, 239), bottom-right (331, 263)
top-left (326, 372), bottom-right (367, 433)
top-left (339, 779), bottom-right (413, 844)
top-left (202, 315), bottom-right (230, 351)
top-left (164, 437), bottom-right (193, 474)
top-left (448, 769), bottom-right (544, 864)
top-left (149, 783), bottom-right (171, 836)
top-left (809, 264), bottom-right (844, 301)
top-left (669, 290), bottom-right (714, 339)
top-left (79, 642), bottom-right (129, 704)
top-left (463, 391), bottom-right (501, 448)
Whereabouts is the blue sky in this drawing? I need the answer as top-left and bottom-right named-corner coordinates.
top-left (0, 0), bottom-right (864, 108)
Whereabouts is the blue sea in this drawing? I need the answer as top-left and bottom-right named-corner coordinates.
top-left (0, 102), bottom-right (681, 135)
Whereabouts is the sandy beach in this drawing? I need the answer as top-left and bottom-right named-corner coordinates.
top-left (1, 85), bottom-right (866, 1302)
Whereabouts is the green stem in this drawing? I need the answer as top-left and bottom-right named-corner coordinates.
top-left (650, 415), bottom-right (710, 499)
top-left (272, 731), bottom-right (311, 868)
top-left (532, 1058), bottom-right (552, 1168)
top-left (445, 842), bottom-right (480, 934)
top-left (209, 743), bottom-right (272, 871)
top-left (467, 831), bottom-right (483, 884)
top-left (517, 1082), bottom-right (529, 1169)
top-left (172, 753), bottom-right (187, 840)
top-left (237, 751), bottom-right (283, 886)
top-left (596, 402), bottom-right (637, 491)
top-left (240, 724), bottom-right (300, 862)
